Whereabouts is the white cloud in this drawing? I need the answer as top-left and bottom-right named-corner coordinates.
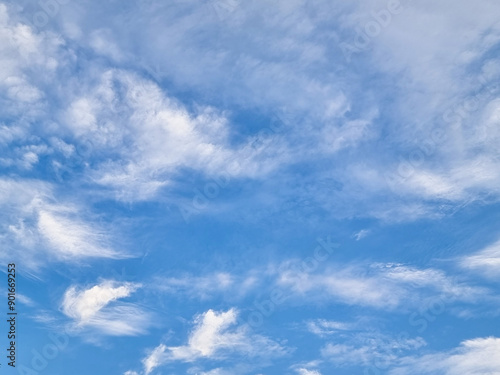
top-left (62, 281), bottom-right (137, 321)
top-left (460, 239), bottom-right (500, 278)
top-left (0, 2), bottom-right (68, 130)
top-left (2, 0), bottom-right (500, 221)
top-left (390, 337), bottom-right (500, 375)
top-left (89, 28), bottom-right (124, 62)
top-left (143, 343), bottom-right (168, 375)
top-left (152, 272), bottom-right (260, 300)
top-left (277, 263), bottom-right (488, 310)
top-left (296, 369), bottom-right (322, 375)
top-left (154, 273), bottom-right (233, 295)
top-left (155, 262), bottom-right (462, 311)
top-left (321, 332), bottom-right (426, 369)
top-left (0, 3), bottom-right (292, 205)
top-left (217, 0), bottom-right (500, 221)
top-left (141, 308), bottom-right (288, 374)
top-left (368, 0), bottom-right (500, 103)
top-left (153, 261), bottom-right (490, 312)
top-left (344, 0), bottom-right (500, 214)
top-left (28, 0), bottom-right (383, 209)
top-left (322, 343), bottom-right (386, 365)
top-left (193, 366), bottom-right (258, 375)
top-left (197, 369), bottom-right (230, 375)
top-left (320, 115), bottom-right (376, 154)
top-left (61, 0), bottom-right (353, 120)
top-left (353, 229), bottom-right (370, 241)
top-left (32, 310), bottom-right (59, 325)
top-left (61, 280), bottom-right (152, 336)
top-left (0, 178), bottom-right (129, 270)
top-left (16, 293), bottom-right (35, 306)
top-left (278, 265), bottom-right (398, 309)
top-left (36, 206), bottom-right (122, 260)
top-left (59, 69), bottom-right (288, 201)
top-left (306, 319), bottom-right (353, 337)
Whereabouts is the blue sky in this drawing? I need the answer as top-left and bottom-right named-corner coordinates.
top-left (1, 0), bottom-right (500, 374)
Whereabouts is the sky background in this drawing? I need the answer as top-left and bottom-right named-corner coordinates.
top-left (1, 0), bottom-right (500, 374)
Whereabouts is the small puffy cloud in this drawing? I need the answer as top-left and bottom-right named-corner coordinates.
top-left (353, 229), bottom-right (370, 241)
top-left (62, 281), bottom-right (137, 322)
top-left (142, 308), bottom-right (288, 374)
top-left (61, 280), bottom-right (153, 336)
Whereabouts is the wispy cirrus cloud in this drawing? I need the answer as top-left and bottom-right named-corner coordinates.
top-left (3, 0), bottom-right (500, 223)
top-left (277, 263), bottom-right (488, 310)
top-left (0, 178), bottom-right (129, 270)
top-left (36, 204), bottom-right (123, 260)
top-left (152, 272), bottom-right (234, 299)
top-left (0, 2), bottom-right (292, 204)
top-left (389, 337), bottom-right (500, 375)
top-left (151, 271), bottom-right (262, 301)
top-left (320, 330), bottom-right (426, 371)
top-left (306, 319), bottom-right (355, 337)
top-left (60, 69), bottom-right (288, 201)
top-left (296, 369), bottom-right (322, 375)
top-left (460, 239), bottom-right (500, 278)
top-left (0, 3), bottom-right (64, 116)
top-left (149, 261), bottom-right (492, 313)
